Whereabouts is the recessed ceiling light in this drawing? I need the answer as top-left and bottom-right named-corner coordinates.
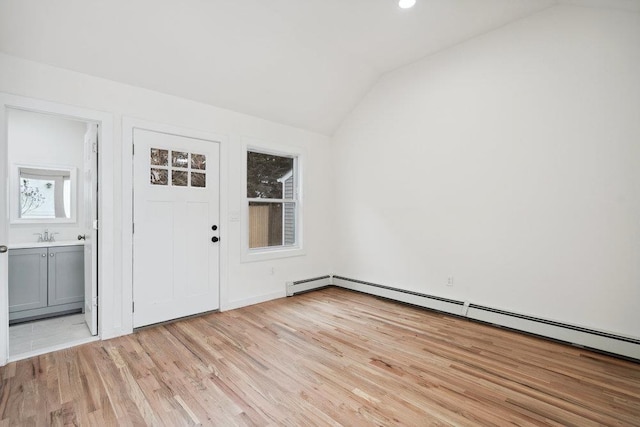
top-left (399, 0), bottom-right (416, 9)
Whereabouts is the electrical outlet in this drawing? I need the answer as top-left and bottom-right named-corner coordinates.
top-left (447, 276), bottom-right (454, 286)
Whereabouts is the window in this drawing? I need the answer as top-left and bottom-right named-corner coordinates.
top-left (149, 148), bottom-right (207, 188)
top-left (245, 149), bottom-right (301, 257)
top-left (17, 166), bottom-right (75, 221)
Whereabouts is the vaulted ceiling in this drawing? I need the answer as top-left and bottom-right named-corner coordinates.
top-left (1, 0), bottom-right (622, 135)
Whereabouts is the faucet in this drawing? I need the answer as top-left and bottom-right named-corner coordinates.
top-left (35, 230), bottom-right (58, 243)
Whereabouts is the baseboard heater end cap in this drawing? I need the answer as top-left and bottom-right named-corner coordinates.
top-left (285, 282), bottom-right (294, 297)
top-left (287, 276), bottom-right (332, 296)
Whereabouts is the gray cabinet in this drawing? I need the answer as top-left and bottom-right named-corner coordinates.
top-left (8, 245), bottom-right (84, 324)
top-left (8, 248), bottom-right (48, 313)
top-left (48, 246), bottom-right (84, 307)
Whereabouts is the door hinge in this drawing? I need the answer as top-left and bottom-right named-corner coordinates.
top-left (92, 142), bottom-right (98, 154)
top-left (132, 301), bottom-right (135, 313)
top-left (132, 144), bottom-right (135, 155)
top-left (132, 223), bottom-right (135, 234)
top-left (93, 220), bottom-right (99, 230)
top-left (92, 296), bottom-right (98, 307)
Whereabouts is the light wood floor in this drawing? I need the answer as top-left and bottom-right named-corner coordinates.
top-left (1, 287), bottom-right (639, 426)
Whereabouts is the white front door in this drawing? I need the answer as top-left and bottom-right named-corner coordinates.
top-left (133, 129), bottom-right (220, 328)
top-left (83, 123), bottom-right (98, 335)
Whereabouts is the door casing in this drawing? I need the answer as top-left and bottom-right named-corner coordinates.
top-left (121, 118), bottom-right (229, 330)
top-left (0, 94), bottom-right (114, 365)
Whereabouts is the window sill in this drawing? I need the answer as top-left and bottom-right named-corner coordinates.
top-left (241, 246), bottom-right (306, 263)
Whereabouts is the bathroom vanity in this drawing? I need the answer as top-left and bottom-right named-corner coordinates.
top-left (8, 241), bottom-right (84, 324)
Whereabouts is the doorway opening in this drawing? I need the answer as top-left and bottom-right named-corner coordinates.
top-left (5, 108), bottom-right (99, 360)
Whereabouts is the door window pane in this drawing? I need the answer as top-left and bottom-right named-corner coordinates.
top-left (191, 172), bottom-right (206, 188)
top-left (172, 170), bottom-right (188, 186)
top-left (172, 151), bottom-right (189, 168)
top-left (191, 153), bottom-right (206, 170)
top-left (150, 169), bottom-right (168, 185)
top-left (150, 148), bottom-right (169, 166)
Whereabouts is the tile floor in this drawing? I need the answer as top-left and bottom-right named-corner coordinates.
top-left (9, 313), bottom-right (93, 358)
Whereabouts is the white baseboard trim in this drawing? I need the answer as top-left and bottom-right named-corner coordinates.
top-left (222, 290), bottom-right (286, 311)
top-left (330, 275), bottom-right (640, 361)
top-left (286, 275), bottom-right (332, 296)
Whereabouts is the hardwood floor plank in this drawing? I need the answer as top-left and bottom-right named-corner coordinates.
top-left (1, 287), bottom-right (639, 426)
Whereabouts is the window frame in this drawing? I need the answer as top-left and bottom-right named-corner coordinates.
top-left (241, 143), bottom-right (305, 262)
top-left (10, 163), bottom-right (78, 224)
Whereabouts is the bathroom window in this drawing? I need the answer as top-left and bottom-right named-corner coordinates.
top-left (12, 165), bottom-right (76, 223)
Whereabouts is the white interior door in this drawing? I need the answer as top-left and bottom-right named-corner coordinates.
top-left (133, 129), bottom-right (220, 328)
top-left (83, 123), bottom-right (98, 335)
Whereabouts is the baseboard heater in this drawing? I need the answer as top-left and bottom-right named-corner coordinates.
top-left (465, 304), bottom-right (640, 361)
top-left (332, 275), bottom-right (465, 317)
top-left (288, 274), bottom-right (640, 361)
top-left (286, 275), bottom-right (332, 296)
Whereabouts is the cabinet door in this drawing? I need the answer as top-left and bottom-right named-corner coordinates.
top-left (8, 248), bottom-right (48, 312)
top-left (48, 246), bottom-right (84, 306)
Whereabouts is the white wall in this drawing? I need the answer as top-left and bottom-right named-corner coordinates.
top-left (7, 108), bottom-right (87, 243)
top-left (332, 5), bottom-right (640, 338)
top-left (0, 52), bottom-right (334, 332)
top-left (2, 3), bottom-right (638, 345)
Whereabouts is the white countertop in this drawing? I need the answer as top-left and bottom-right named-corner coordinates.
top-left (9, 240), bottom-right (85, 249)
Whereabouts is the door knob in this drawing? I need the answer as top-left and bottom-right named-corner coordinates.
top-left (0, 245), bottom-right (8, 253)
top-left (211, 236), bottom-right (219, 243)
top-left (211, 225), bottom-right (218, 231)
top-left (78, 234), bottom-right (86, 240)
